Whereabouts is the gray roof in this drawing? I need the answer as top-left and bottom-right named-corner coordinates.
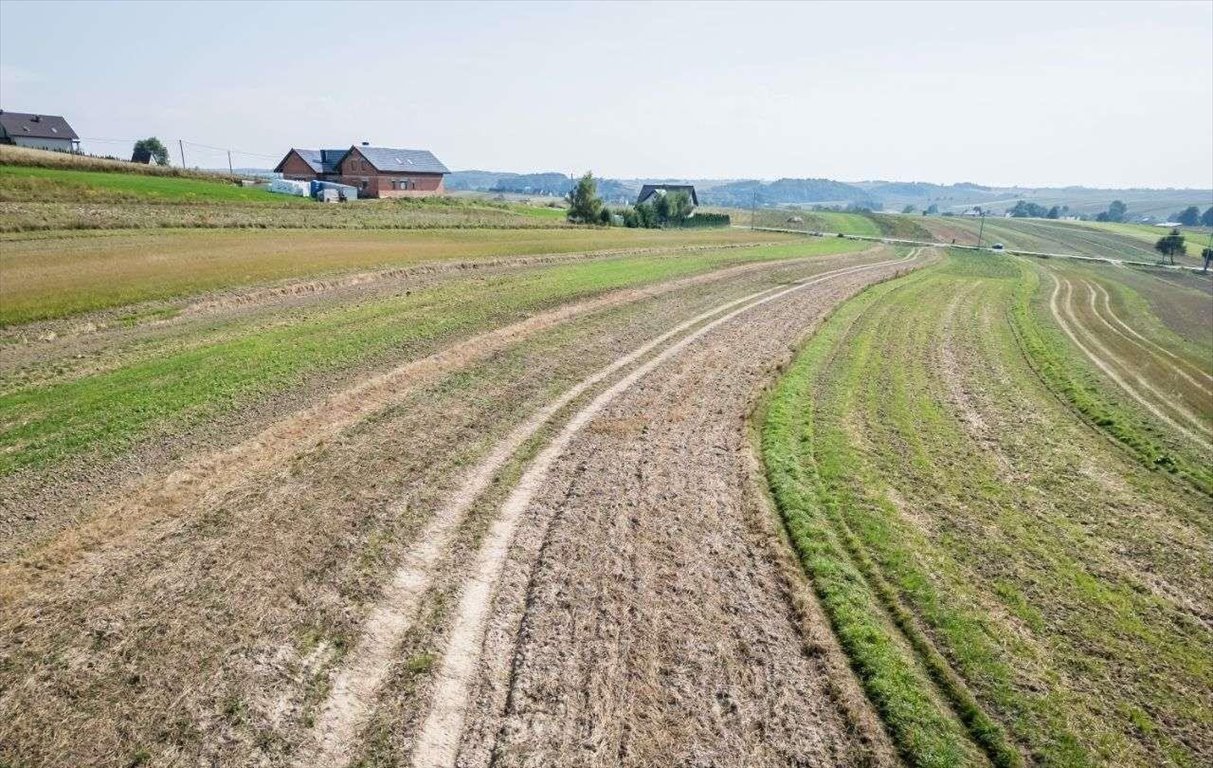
top-left (287, 148), bottom-right (349, 174)
top-left (637, 184), bottom-right (699, 206)
top-left (0, 110), bottom-right (79, 140)
top-left (353, 146), bottom-right (449, 174)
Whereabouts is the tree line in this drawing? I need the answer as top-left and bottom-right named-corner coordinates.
top-left (565, 172), bottom-right (727, 228)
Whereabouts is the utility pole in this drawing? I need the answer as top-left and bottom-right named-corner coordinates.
top-left (227, 150), bottom-right (234, 175)
top-left (976, 210), bottom-right (986, 250)
top-left (178, 140), bottom-right (186, 169)
top-left (750, 189), bottom-right (758, 231)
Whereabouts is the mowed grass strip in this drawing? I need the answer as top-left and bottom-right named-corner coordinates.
top-left (0, 227), bottom-right (791, 324)
top-left (762, 273), bottom-right (1005, 768)
top-left (763, 251), bottom-right (1212, 767)
top-left (0, 238), bottom-right (864, 475)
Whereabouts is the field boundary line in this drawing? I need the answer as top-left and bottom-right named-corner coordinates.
top-left (410, 251), bottom-right (917, 768)
top-left (296, 250), bottom-right (887, 766)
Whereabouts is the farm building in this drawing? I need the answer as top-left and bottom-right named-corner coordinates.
top-left (0, 110), bottom-right (80, 152)
top-left (273, 143), bottom-right (449, 198)
top-left (636, 184), bottom-right (699, 207)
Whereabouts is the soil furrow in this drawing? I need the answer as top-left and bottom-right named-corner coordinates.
top-left (413, 251), bottom-right (917, 768)
top-left (297, 257), bottom-right (855, 767)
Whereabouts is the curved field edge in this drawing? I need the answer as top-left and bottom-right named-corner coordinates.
top-left (759, 252), bottom-right (1211, 767)
top-left (1006, 260), bottom-right (1213, 496)
top-left (759, 270), bottom-right (1018, 768)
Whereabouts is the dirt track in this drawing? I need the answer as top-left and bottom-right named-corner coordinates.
top-left (387, 251), bottom-right (925, 767)
top-left (0, 245), bottom-right (913, 768)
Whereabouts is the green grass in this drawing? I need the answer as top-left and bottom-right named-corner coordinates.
top-left (0, 227), bottom-right (792, 325)
top-left (0, 238), bottom-right (864, 476)
top-left (918, 217), bottom-right (1208, 266)
top-left (750, 208), bottom-right (883, 237)
top-left (1007, 261), bottom-right (1213, 495)
top-left (0, 165), bottom-right (299, 204)
top-left (761, 251), bottom-right (1212, 767)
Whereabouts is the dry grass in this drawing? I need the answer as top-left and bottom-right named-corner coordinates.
top-left (0, 144), bottom-right (242, 181)
top-left (0, 227), bottom-right (793, 324)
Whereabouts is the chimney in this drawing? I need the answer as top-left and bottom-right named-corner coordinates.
top-left (361, 141), bottom-right (369, 146)
top-left (31, 115), bottom-right (41, 122)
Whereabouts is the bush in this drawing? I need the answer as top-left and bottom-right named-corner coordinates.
top-left (677, 212), bottom-right (730, 228)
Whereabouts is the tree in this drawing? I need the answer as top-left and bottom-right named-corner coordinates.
top-left (132, 137), bottom-right (169, 166)
top-left (655, 190), bottom-right (693, 225)
top-left (1106, 199), bottom-right (1128, 223)
top-left (1154, 228), bottom-right (1186, 265)
top-left (1173, 206), bottom-right (1201, 226)
top-left (925, 203), bottom-right (940, 215)
top-left (1201, 206), bottom-right (1213, 227)
top-left (1009, 200), bottom-right (1049, 218)
top-left (1046, 205), bottom-right (1061, 219)
top-left (901, 204), bottom-right (916, 214)
top-left (597, 206), bottom-right (612, 226)
top-left (565, 172), bottom-right (604, 224)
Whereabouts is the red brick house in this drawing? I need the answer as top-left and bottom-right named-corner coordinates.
top-left (272, 144), bottom-right (449, 198)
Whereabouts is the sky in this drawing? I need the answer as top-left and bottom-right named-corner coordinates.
top-left (2, 0), bottom-right (1210, 188)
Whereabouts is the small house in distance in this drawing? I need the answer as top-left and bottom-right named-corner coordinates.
top-left (0, 110), bottom-right (80, 152)
top-left (273, 143), bottom-right (450, 198)
top-left (636, 184), bottom-right (699, 207)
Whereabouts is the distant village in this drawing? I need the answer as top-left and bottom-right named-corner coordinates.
top-left (2, 107), bottom-right (1209, 226)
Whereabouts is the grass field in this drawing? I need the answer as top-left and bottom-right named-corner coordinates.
top-left (0, 227), bottom-right (788, 324)
top-left (0, 164), bottom-right (587, 233)
top-left (916, 216), bottom-right (1210, 267)
top-left (762, 250), bottom-right (1212, 767)
top-left (0, 236), bottom-right (859, 477)
top-left (0, 165), bottom-right (309, 204)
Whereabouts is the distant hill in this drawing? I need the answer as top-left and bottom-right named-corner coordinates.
top-left (447, 167), bottom-right (1210, 220)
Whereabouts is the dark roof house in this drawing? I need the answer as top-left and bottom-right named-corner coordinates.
top-left (274, 144), bottom-right (450, 198)
top-left (637, 184), bottom-right (699, 207)
top-left (0, 110), bottom-right (80, 152)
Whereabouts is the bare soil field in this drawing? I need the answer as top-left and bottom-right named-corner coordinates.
top-left (0, 232), bottom-right (912, 766)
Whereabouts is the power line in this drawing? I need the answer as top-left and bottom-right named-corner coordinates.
top-left (77, 137), bottom-right (282, 162)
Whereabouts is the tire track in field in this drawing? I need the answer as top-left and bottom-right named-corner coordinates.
top-left (1065, 277), bottom-right (1213, 438)
top-left (410, 251), bottom-right (918, 768)
top-left (1, 251), bottom-right (866, 592)
top-left (297, 251), bottom-right (894, 766)
top-left (1046, 271), bottom-right (1213, 451)
top-left (1085, 279), bottom-right (1213, 392)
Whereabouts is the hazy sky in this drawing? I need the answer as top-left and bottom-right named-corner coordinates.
top-left (2, 0), bottom-right (1210, 187)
